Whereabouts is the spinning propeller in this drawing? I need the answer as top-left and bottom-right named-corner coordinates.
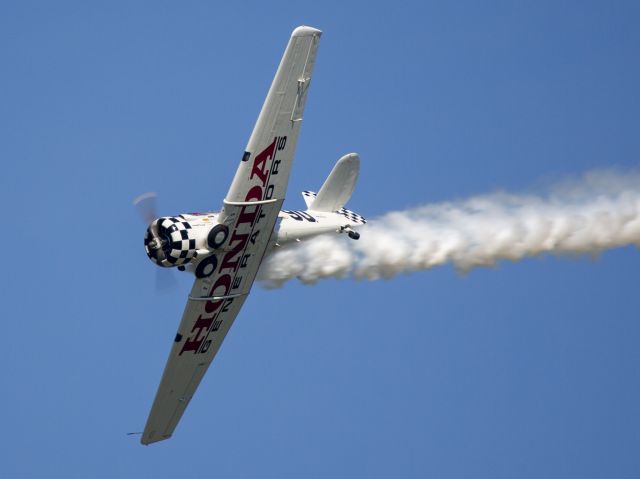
top-left (133, 191), bottom-right (178, 292)
top-left (133, 191), bottom-right (158, 225)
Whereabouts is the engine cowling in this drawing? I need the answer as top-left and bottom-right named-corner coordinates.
top-left (144, 214), bottom-right (227, 268)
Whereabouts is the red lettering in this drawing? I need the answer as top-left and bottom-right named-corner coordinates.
top-left (250, 138), bottom-right (276, 186)
top-left (179, 315), bottom-right (214, 355)
top-left (237, 202), bottom-right (260, 227)
top-left (219, 231), bottom-right (249, 273)
top-left (245, 185), bottom-right (262, 202)
top-left (183, 139), bottom-right (280, 356)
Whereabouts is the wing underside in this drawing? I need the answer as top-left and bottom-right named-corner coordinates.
top-left (141, 26), bottom-right (322, 445)
top-left (141, 293), bottom-right (249, 444)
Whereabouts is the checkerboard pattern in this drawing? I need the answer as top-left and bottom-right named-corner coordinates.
top-left (144, 216), bottom-right (198, 267)
top-left (302, 190), bottom-right (366, 224)
top-left (161, 216), bottom-right (197, 265)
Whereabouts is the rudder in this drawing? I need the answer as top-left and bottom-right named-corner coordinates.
top-left (306, 153), bottom-right (360, 212)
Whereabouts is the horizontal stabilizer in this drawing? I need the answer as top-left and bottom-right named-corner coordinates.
top-left (302, 190), bottom-right (316, 209)
top-left (308, 153), bottom-right (360, 212)
top-left (301, 190), bottom-right (366, 224)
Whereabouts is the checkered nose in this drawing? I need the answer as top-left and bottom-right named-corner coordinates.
top-left (144, 216), bottom-right (198, 268)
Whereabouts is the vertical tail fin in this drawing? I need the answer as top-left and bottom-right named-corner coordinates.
top-left (306, 153), bottom-right (360, 212)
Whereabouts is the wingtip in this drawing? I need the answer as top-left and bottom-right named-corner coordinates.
top-left (292, 25), bottom-right (322, 37)
top-left (337, 152), bottom-right (360, 166)
top-left (140, 433), bottom-right (172, 446)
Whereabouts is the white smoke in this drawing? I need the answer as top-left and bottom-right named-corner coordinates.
top-left (258, 170), bottom-right (640, 287)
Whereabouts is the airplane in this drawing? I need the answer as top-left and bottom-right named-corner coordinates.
top-left (136, 25), bottom-right (366, 445)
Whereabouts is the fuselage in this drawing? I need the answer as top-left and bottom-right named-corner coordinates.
top-left (144, 209), bottom-right (363, 268)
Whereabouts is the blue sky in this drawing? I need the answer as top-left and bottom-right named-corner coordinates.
top-left (2, 1), bottom-right (639, 477)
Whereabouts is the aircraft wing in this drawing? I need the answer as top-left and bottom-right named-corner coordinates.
top-left (141, 25), bottom-right (322, 445)
top-left (222, 25), bottom-right (321, 211)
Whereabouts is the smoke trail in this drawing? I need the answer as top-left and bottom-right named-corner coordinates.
top-left (258, 170), bottom-right (640, 287)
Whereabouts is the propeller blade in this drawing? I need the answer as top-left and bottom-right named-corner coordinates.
top-left (134, 191), bottom-right (179, 293)
top-left (133, 191), bottom-right (158, 224)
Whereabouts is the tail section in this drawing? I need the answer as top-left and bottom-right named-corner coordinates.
top-left (301, 151), bottom-right (366, 226)
top-left (301, 191), bottom-right (366, 225)
top-left (302, 190), bottom-right (317, 209)
top-left (336, 205), bottom-right (367, 225)
top-left (305, 153), bottom-right (360, 212)
top-left (279, 152), bottom-right (365, 245)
